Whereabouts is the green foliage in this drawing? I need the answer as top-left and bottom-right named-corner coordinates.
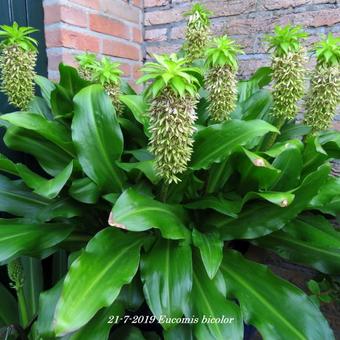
top-left (205, 36), bottom-right (243, 70)
top-left (315, 33), bottom-right (340, 67)
top-left (138, 53), bottom-right (201, 98)
top-left (264, 24), bottom-right (308, 57)
top-left (0, 16), bottom-right (339, 340)
top-left (0, 22), bottom-right (38, 51)
top-left (75, 52), bottom-right (97, 81)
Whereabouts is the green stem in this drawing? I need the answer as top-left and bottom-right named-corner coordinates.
top-left (17, 288), bottom-right (29, 328)
top-left (160, 182), bottom-right (169, 202)
top-left (261, 117), bottom-right (286, 151)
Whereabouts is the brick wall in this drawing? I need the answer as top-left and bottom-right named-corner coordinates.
top-left (43, 0), bottom-right (143, 86)
top-left (144, 0), bottom-right (340, 78)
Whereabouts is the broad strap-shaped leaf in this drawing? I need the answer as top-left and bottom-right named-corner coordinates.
top-left (0, 219), bottom-right (73, 263)
top-left (22, 257), bottom-right (43, 322)
top-left (190, 119), bottom-right (278, 170)
top-left (270, 146), bottom-right (303, 191)
top-left (35, 75), bottom-right (56, 109)
top-left (0, 112), bottom-right (75, 156)
top-left (318, 130), bottom-right (340, 159)
top-left (110, 188), bottom-right (190, 240)
top-left (192, 254), bottom-right (243, 340)
top-left (140, 238), bottom-right (192, 329)
top-left (254, 215), bottom-right (340, 274)
top-left (69, 177), bottom-right (101, 204)
top-left (216, 163), bottom-right (330, 240)
top-left (0, 282), bottom-right (18, 325)
top-left (54, 228), bottom-right (143, 335)
top-left (17, 161), bottom-right (73, 199)
top-left (192, 229), bottom-right (223, 279)
top-left (221, 250), bottom-right (334, 340)
top-left (4, 126), bottom-right (72, 176)
top-left (0, 175), bottom-right (80, 222)
top-left (117, 160), bottom-right (159, 184)
top-left (240, 89), bottom-right (272, 121)
top-left (308, 176), bottom-right (340, 216)
top-left (72, 85), bottom-right (125, 192)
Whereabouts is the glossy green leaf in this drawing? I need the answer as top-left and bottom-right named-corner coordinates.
top-left (278, 123), bottom-right (311, 141)
top-left (192, 229), bottom-right (223, 279)
top-left (164, 325), bottom-right (193, 340)
top-left (0, 175), bottom-right (80, 222)
top-left (110, 188), bottom-right (190, 240)
top-left (111, 325), bottom-right (146, 340)
top-left (191, 120), bottom-right (278, 170)
top-left (318, 130), bottom-right (340, 159)
top-left (254, 215), bottom-right (340, 274)
top-left (241, 89), bottom-right (272, 121)
top-left (117, 160), bottom-right (159, 184)
top-left (22, 257), bottom-right (43, 321)
top-left (192, 254), bottom-right (243, 340)
top-left (69, 177), bottom-right (101, 204)
top-left (17, 161), bottom-right (73, 199)
top-left (0, 219), bottom-right (73, 263)
top-left (0, 112), bottom-right (75, 156)
top-left (70, 301), bottom-right (125, 340)
top-left (216, 164), bottom-right (330, 239)
top-left (221, 250), bottom-right (334, 340)
top-left (270, 147), bottom-right (303, 191)
top-left (0, 282), bottom-right (18, 325)
top-left (28, 96), bottom-right (53, 120)
top-left (35, 75), bottom-right (56, 108)
top-left (309, 176), bottom-right (340, 216)
top-left (120, 95), bottom-right (149, 128)
top-left (72, 85), bottom-right (125, 192)
top-left (36, 279), bottom-right (63, 338)
top-left (54, 228), bottom-right (143, 335)
top-left (140, 238), bottom-right (192, 329)
top-left (4, 126), bottom-right (73, 176)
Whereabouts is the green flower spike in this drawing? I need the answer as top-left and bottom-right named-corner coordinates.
top-left (76, 52), bottom-right (97, 81)
top-left (183, 3), bottom-right (212, 62)
top-left (304, 33), bottom-right (340, 132)
top-left (7, 258), bottom-right (24, 290)
top-left (205, 36), bottom-right (243, 122)
top-left (265, 25), bottom-right (308, 120)
top-left (137, 53), bottom-right (201, 184)
top-left (0, 22), bottom-right (38, 110)
top-left (92, 57), bottom-right (124, 115)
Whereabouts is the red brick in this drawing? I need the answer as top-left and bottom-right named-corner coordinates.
top-left (132, 0), bottom-right (143, 8)
top-left (145, 28), bottom-right (167, 42)
top-left (101, 0), bottom-right (141, 24)
top-left (145, 0), bottom-right (256, 25)
top-left (47, 51), bottom-right (77, 70)
top-left (144, 0), bottom-right (169, 7)
top-left (132, 27), bottom-right (143, 43)
top-left (70, 0), bottom-right (100, 9)
top-left (119, 63), bottom-right (131, 76)
top-left (260, 0), bottom-right (336, 10)
top-left (103, 40), bottom-right (141, 60)
top-left (333, 121), bottom-right (340, 131)
top-left (46, 28), bottom-right (100, 52)
top-left (44, 5), bottom-right (87, 27)
top-left (132, 63), bottom-right (143, 79)
top-left (89, 14), bottom-right (130, 39)
top-left (128, 80), bottom-right (143, 93)
top-left (146, 43), bottom-right (181, 57)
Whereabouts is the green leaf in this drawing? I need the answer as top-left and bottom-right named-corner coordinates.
top-left (0, 282), bottom-right (18, 325)
top-left (192, 229), bottom-right (223, 279)
top-left (111, 325), bottom-right (146, 340)
top-left (36, 279), bottom-right (63, 338)
top-left (17, 161), bottom-right (73, 199)
top-left (140, 238), bottom-right (192, 329)
top-left (28, 96), bottom-right (53, 120)
top-left (72, 85), bottom-right (125, 192)
top-left (70, 301), bottom-right (125, 340)
top-left (0, 112), bottom-right (75, 157)
top-left (54, 228), bottom-right (143, 335)
top-left (0, 219), bottom-right (73, 263)
top-left (4, 126), bottom-right (73, 176)
top-left (192, 254), bottom-right (243, 340)
top-left (0, 175), bottom-right (80, 222)
top-left (191, 120), bottom-right (278, 170)
top-left (307, 280), bottom-right (320, 295)
top-left (270, 146), bottom-right (303, 191)
top-left (254, 215), bottom-right (340, 274)
top-left (308, 176), bottom-right (340, 216)
top-left (110, 188), bottom-right (190, 240)
top-left (21, 257), bottom-right (43, 321)
top-left (240, 89), bottom-right (272, 121)
top-left (216, 163), bottom-right (330, 240)
top-left (221, 250), bottom-right (334, 340)
top-left (35, 75), bottom-right (56, 108)
top-left (69, 177), bottom-right (101, 204)
top-left (164, 325), bottom-right (193, 340)
top-left (117, 160), bottom-right (159, 184)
